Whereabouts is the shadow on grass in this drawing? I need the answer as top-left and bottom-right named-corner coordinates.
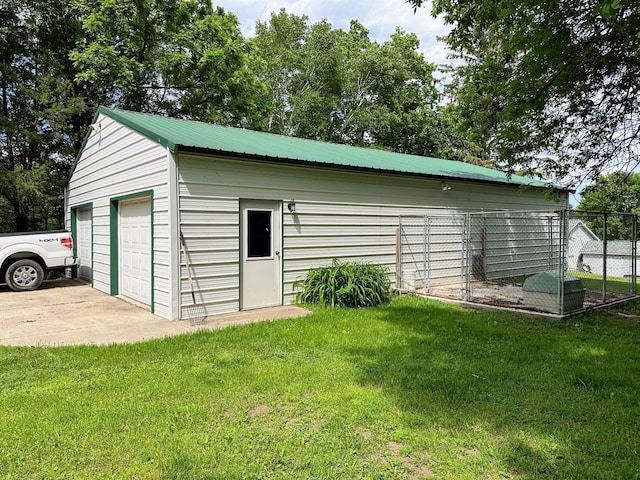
top-left (344, 295), bottom-right (640, 478)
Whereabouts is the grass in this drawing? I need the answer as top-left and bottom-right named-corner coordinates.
top-left (570, 270), bottom-right (636, 295)
top-left (1, 295), bottom-right (640, 479)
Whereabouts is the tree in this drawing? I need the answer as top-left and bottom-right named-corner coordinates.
top-left (343, 27), bottom-right (446, 156)
top-left (71, 0), bottom-right (266, 127)
top-left (0, 0), bottom-right (265, 232)
top-left (577, 171), bottom-right (640, 240)
top-left (409, 0), bottom-right (640, 186)
top-left (250, 11), bottom-right (455, 157)
top-left (1, 0), bottom-right (89, 232)
top-left (249, 11), bottom-right (346, 140)
top-left (249, 10), bottom-right (309, 135)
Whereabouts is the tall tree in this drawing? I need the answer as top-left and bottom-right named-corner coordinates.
top-left (248, 10), bottom-right (308, 135)
top-left (342, 27), bottom-right (444, 156)
top-left (1, 0), bottom-right (89, 232)
top-left (250, 11), bottom-right (453, 157)
top-left (0, 0), bottom-right (265, 232)
top-left (250, 11), bottom-right (344, 139)
top-left (577, 171), bottom-right (640, 240)
top-left (71, 0), bottom-right (265, 126)
top-left (409, 0), bottom-right (640, 186)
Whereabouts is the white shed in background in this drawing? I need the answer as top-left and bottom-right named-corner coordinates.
top-left (67, 107), bottom-right (569, 321)
top-left (581, 240), bottom-right (639, 278)
top-left (567, 219), bottom-right (600, 271)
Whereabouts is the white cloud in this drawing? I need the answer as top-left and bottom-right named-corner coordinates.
top-left (214, 0), bottom-right (454, 66)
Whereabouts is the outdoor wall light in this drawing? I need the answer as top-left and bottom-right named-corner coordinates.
top-left (441, 181), bottom-right (452, 191)
top-left (287, 199), bottom-right (296, 212)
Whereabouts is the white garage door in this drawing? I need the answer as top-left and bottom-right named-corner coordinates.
top-left (76, 208), bottom-right (92, 281)
top-left (119, 198), bottom-right (151, 305)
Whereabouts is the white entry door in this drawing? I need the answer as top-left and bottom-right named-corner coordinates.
top-left (119, 198), bottom-right (152, 305)
top-left (76, 208), bottom-right (92, 281)
top-left (241, 200), bottom-right (281, 310)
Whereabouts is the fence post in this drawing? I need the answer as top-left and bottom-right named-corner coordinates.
top-left (633, 214), bottom-right (637, 296)
top-left (548, 216), bottom-right (554, 269)
top-left (602, 213), bottom-right (608, 303)
top-left (460, 213), bottom-right (471, 301)
top-left (397, 216), bottom-right (402, 290)
top-left (423, 214), bottom-right (428, 295)
top-left (558, 210), bottom-right (566, 315)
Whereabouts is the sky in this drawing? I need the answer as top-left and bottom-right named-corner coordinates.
top-left (213, 0), bottom-right (454, 68)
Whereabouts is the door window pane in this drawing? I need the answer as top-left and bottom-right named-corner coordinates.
top-left (248, 210), bottom-right (271, 258)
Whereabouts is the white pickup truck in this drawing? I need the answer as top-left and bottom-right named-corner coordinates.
top-left (0, 230), bottom-right (78, 292)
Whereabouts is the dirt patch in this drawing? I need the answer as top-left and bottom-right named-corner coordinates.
top-left (372, 440), bottom-right (434, 479)
top-left (248, 404), bottom-right (270, 418)
top-left (418, 279), bottom-right (637, 315)
top-left (356, 426), bottom-right (372, 440)
top-left (387, 441), bottom-right (403, 454)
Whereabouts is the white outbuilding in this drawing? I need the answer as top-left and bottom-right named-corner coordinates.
top-left (66, 107), bottom-right (569, 320)
top-left (567, 219), bottom-right (599, 271)
top-left (580, 240), bottom-right (639, 278)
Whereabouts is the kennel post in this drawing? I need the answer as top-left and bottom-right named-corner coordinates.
top-left (557, 210), bottom-right (566, 315)
top-left (462, 213), bottom-right (472, 301)
top-left (633, 214), bottom-right (638, 296)
top-left (602, 213), bottom-right (608, 302)
top-left (396, 218), bottom-right (402, 290)
top-left (423, 214), bottom-right (429, 295)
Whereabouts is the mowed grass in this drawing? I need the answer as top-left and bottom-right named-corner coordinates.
top-left (1, 295), bottom-right (640, 479)
top-left (571, 270), bottom-right (637, 295)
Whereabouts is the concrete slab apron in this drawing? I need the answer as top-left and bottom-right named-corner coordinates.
top-left (0, 279), bottom-right (310, 347)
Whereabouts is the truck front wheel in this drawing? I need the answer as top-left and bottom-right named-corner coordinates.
top-left (5, 259), bottom-right (44, 292)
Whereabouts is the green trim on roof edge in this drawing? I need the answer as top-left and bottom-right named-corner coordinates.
top-left (98, 106), bottom-right (177, 151)
top-left (95, 106), bottom-right (556, 189)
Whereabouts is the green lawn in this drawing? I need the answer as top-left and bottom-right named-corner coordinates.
top-left (1, 295), bottom-right (640, 479)
top-left (570, 270), bottom-right (637, 295)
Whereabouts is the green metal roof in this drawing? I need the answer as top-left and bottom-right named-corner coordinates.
top-left (96, 106), bottom-right (552, 188)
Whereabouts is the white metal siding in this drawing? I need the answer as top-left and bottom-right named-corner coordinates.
top-left (481, 214), bottom-right (560, 280)
top-left (178, 195), bottom-right (239, 317)
top-left (178, 154), bottom-right (566, 310)
top-left (66, 114), bottom-right (172, 319)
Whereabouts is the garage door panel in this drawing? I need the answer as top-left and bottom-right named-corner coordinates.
top-left (119, 198), bottom-right (151, 305)
top-left (77, 208), bottom-right (92, 281)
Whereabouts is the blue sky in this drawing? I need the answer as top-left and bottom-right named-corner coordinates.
top-left (213, 0), bottom-right (453, 67)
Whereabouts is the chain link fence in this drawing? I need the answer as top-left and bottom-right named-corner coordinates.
top-left (398, 210), bottom-right (638, 316)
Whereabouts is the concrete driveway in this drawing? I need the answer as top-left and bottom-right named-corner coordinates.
top-left (0, 279), bottom-right (309, 347)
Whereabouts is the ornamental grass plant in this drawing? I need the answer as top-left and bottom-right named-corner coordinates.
top-left (294, 259), bottom-right (391, 308)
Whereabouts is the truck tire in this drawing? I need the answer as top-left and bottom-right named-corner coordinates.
top-left (5, 259), bottom-right (44, 292)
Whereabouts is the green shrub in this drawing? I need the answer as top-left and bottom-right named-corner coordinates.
top-left (295, 259), bottom-right (391, 308)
